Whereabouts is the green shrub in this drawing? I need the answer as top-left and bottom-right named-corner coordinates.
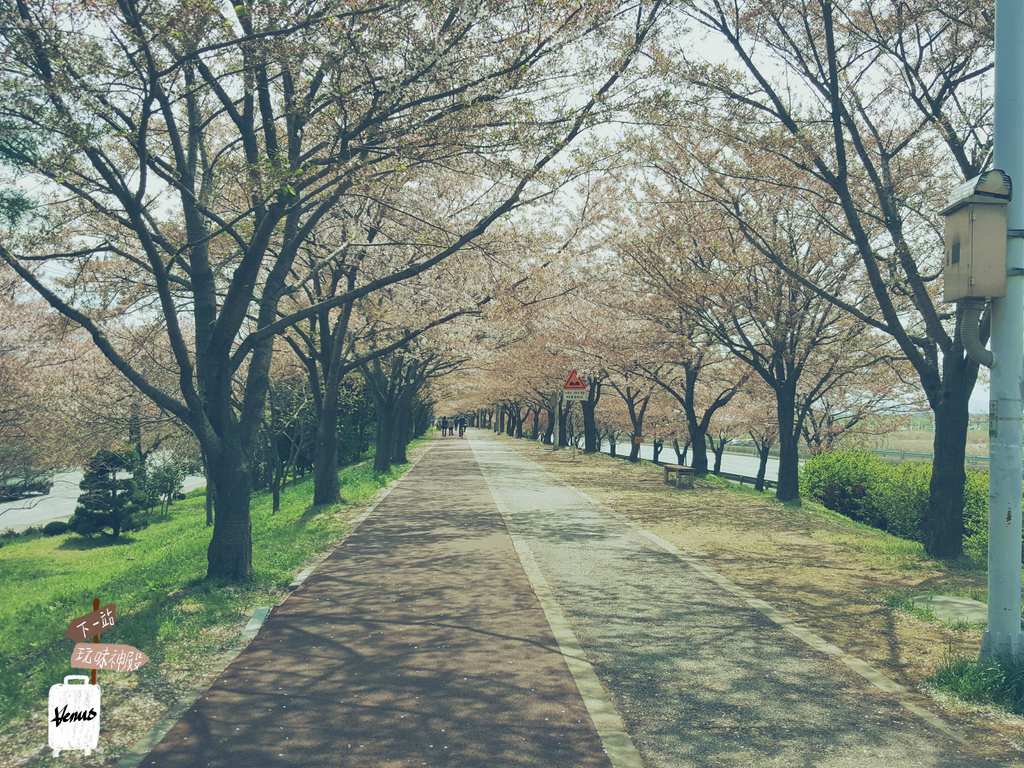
top-left (41, 521), bottom-right (69, 537)
top-left (799, 450), bottom-right (888, 527)
top-left (961, 471), bottom-right (1024, 561)
top-left (864, 461), bottom-right (930, 541)
top-left (145, 462), bottom-right (186, 517)
top-left (962, 471), bottom-right (989, 558)
top-left (803, 451), bottom-right (1000, 552)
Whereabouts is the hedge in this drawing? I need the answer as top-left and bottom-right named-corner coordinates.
top-left (799, 449), bottom-right (992, 554)
top-left (799, 450), bottom-right (887, 528)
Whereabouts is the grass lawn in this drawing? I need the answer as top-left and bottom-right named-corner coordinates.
top-left (0, 450), bottom-right (422, 766)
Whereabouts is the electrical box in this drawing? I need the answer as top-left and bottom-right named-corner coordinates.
top-left (939, 169), bottom-right (1012, 302)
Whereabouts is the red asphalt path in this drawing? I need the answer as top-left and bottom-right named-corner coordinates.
top-left (138, 438), bottom-right (612, 768)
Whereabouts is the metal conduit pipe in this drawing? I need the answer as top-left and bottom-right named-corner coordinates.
top-left (961, 297), bottom-right (994, 368)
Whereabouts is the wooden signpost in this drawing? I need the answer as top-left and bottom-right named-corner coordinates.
top-left (52, 599), bottom-right (146, 756)
top-left (64, 600), bottom-right (146, 682)
top-left (70, 644), bottom-right (149, 672)
top-left (64, 603), bottom-right (116, 643)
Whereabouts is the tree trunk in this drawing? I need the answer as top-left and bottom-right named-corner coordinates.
top-left (558, 402), bottom-right (569, 447)
top-left (711, 438), bottom-right (726, 474)
top-left (372, 411), bottom-right (399, 473)
top-left (755, 444), bottom-right (772, 492)
top-left (393, 387), bottom-right (417, 465)
top-left (689, 430), bottom-right (708, 474)
top-left (652, 439), bottom-right (663, 463)
top-left (926, 395), bottom-right (970, 557)
top-left (543, 408), bottom-right (554, 444)
top-left (581, 380), bottom-right (602, 453)
top-left (609, 436), bottom-right (617, 457)
top-left (653, 372), bottom-right (739, 475)
top-left (582, 401), bottom-right (599, 453)
top-left (621, 389), bottom-right (649, 462)
top-left (305, 271), bottom-right (356, 506)
top-left (312, 401), bottom-right (340, 505)
top-left (205, 441), bottom-right (254, 581)
top-left (775, 387), bottom-right (801, 503)
top-left (264, 424), bottom-right (283, 513)
top-left (672, 439), bottom-right (688, 465)
top-left (361, 357), bottom-right (425, 473)
top-left (412, 402), bottom-right (431, 438)
top-left (201, 449), bottom-right (215, 526)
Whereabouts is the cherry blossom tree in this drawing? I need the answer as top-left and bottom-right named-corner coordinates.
top-left (625, 127), bottom-right (917, 502)
top-left (0, 0), bottom-right (666, 579)
top-left (654, 0), bottom-right (992, 553)
top-left (0, 271), bottom-right (82, 497)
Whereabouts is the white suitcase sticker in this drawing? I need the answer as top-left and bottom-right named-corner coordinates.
top-left (48, 675), bottom-right (100, 757)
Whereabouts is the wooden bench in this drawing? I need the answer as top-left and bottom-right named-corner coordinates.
top-left (663, 464), bottom-right (695, 489)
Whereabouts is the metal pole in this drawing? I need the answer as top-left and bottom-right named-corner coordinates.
top-left (981, 0), bottom-right (1024, 661)
top-left (552, 390), bottom-right (562, 451)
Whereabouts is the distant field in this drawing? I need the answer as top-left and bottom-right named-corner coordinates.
top-left (862, 427), bottom-right (990, 457)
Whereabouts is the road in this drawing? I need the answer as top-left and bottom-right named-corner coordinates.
top-left (599, 442), bottom-right (782, 481)
top-left (0, 472), bottom-right (206, 532)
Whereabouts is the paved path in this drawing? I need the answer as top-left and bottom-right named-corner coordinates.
top-left (137, 434), bottom-right (613, 768)
top-left (135, 432), bottom-right (998, 767)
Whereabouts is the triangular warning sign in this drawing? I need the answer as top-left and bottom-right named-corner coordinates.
top-left (563, 370), bottom-right (587, 390)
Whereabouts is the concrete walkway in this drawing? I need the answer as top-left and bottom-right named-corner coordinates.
top-left (135, 432), bottom-right (999, 767)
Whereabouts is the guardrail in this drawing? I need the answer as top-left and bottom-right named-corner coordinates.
top-left (717, 472), bottom-right (778, 490)
top-left (720, 444), bottom-right (995, 469)
top-left (648, 458), bottom-right (778, 490)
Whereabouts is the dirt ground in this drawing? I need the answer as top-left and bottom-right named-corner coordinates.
top-left (506, 438), bottom-right (1024, 764)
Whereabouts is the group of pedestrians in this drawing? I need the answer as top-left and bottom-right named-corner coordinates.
top-left (437, 416), bottom-right (467, 438)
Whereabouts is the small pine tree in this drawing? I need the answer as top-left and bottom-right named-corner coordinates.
top-left (68, 450), bottom-right (150, 539)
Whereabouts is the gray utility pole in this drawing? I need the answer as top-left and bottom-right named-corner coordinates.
top-left (982, 0), bottom-right (1024, 661)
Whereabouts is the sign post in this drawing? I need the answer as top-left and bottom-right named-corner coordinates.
top-left (562, 370), bottom-right (588, 401)
top-left (560, 371), bottom-right (588, 454)
top-left (64, 601), bottom-right (146, 677)
top-left (550, 389), bottom-right (562, 451)
top-left (66, 601), bottom-right (116, 685)
top-left (70, 644), bottom-right (149, 672)
top-left (53, 600), bottom-right (146, 757)
top-left (65, 603), bottom-right (117, 644)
